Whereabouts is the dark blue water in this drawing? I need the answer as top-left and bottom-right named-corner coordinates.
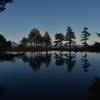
top-left (0, 51), bottom-right (100, 100)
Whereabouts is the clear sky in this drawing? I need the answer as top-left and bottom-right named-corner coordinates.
top-left (0, 0), bottom-right (100, 44)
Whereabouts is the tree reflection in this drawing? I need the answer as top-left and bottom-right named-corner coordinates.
top-left (54, 51), bottom-right (76, 72)
top-left (87, 77), bottom-right (100, 100)
top-left (65, 51), bottom-right (76, 72)
top-left (81, 52), bottom-right (91, 72)
top-left (29, 54), bottom-right (42, 71)
top-left (54, 52), bottom-right (65, 66)
top-left (43, 52), bottom-right (52, 68)
top-left (0, 52), bottom-right (23, 62)
top-left (21, 52), bottom-right (52, 71)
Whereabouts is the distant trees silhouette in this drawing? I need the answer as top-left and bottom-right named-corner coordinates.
top-left (1, 25), bottom-right (100, 51)
top-left (93, 33), bottom-right (100, 50)
top-left (81, 27), bottom-right (91, 47)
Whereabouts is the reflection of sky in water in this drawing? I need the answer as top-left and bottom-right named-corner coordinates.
top-left (0, 52), bottom-right (100, 100)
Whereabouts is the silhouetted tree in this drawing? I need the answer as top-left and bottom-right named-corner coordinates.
top-left (92, 33), bottom-right (100, 49)
top-left (93, 42), bottom-right (100, 50)
top-left (54, 33), bottom-right (64, 47)
top-left (0, 34), bottom-right (11, 48)
top-left (81, 27), bottom-right (91, 47)
top-left (81, 52), bottom-right (91, 72)
top-left (96, 33), bottom-right (100, 38)
top-left (20, 37), bottom-right (28, 47)
top-left (28, 28), bottom-right (41, 47)
top-left (65, 26), bottom-right (76, 49)
top-left (0, 0), bottom-right (13, 12)
top-left (42, 31), bottom-right (51, 48)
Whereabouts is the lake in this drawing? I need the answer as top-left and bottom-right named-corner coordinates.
top-left (0, 51), bottom-right (100, 100)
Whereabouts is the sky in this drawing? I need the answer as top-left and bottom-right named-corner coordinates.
top-left (0, 0), bottom-right (100, 44)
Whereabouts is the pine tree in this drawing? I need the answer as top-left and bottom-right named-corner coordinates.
top-left (81, 27), bottom-right (91, 47)
top-left (65, 26), bottom-right (76, 49)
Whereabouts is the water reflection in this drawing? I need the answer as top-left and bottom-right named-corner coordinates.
top-left (65, 51), bottom-right (76, 72)
top-left (81, 52), bottom-right (91, 72)
top-left (21, 52), bottom-right (52, 71)
top-left (0, 51), bottom-right (92, 72)
top-left (0, 51), bottom-right (100, 100)
top-left (0, 52), bottom-right (23, 62)
top-left (54, 52), bottom-right (65, 66)
top-left (54, 51), bottom-right (76, 72)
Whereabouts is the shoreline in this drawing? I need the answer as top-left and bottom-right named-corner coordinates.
top-left (0, 47), bottom-right (100, 52)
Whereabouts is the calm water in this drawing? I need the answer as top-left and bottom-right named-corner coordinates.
top-left (0, 51), bottom-right (100, 100)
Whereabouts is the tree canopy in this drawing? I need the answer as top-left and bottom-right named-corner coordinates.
top-left (0, 34), bottom-right (11, 48)
top-left (42, 31), bottom-right (51, 48)
top-left (0, 0), bottom-right (13, 12)
top-left (81, 27), bottom-right (91, 47)
top-left (54, 33), bottom-right (64, 47)
top-left (65, 26), bottom-right (76, 48)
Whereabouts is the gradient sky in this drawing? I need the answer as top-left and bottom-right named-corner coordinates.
top-left (0, 0), bottom-right (100, 44)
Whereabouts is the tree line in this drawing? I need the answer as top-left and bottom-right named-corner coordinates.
top-left (0, 26), bottom-right (100, 49)
top-left (20, 28), bottom-right (51, 48)
top-left (20, 26), bottom-right (100, 49)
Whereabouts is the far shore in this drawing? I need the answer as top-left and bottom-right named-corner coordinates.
top-left (0, 47), bottom-right (100, 52)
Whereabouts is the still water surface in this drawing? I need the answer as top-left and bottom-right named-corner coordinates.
top-left (0, 51), bottom-right (100, 100)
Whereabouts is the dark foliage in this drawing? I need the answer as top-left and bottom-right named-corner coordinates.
top-left (0, 34), bottom-right (11, 48)
top-left (0, 0), bottom-right (13, 12)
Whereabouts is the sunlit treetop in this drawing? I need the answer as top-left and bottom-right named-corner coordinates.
top-left (0, 0), bottom-right (13, 12)
top-left (30, 28), bottom-right (41, 36)
top-left (43, 31), bottom-right (51, 39)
